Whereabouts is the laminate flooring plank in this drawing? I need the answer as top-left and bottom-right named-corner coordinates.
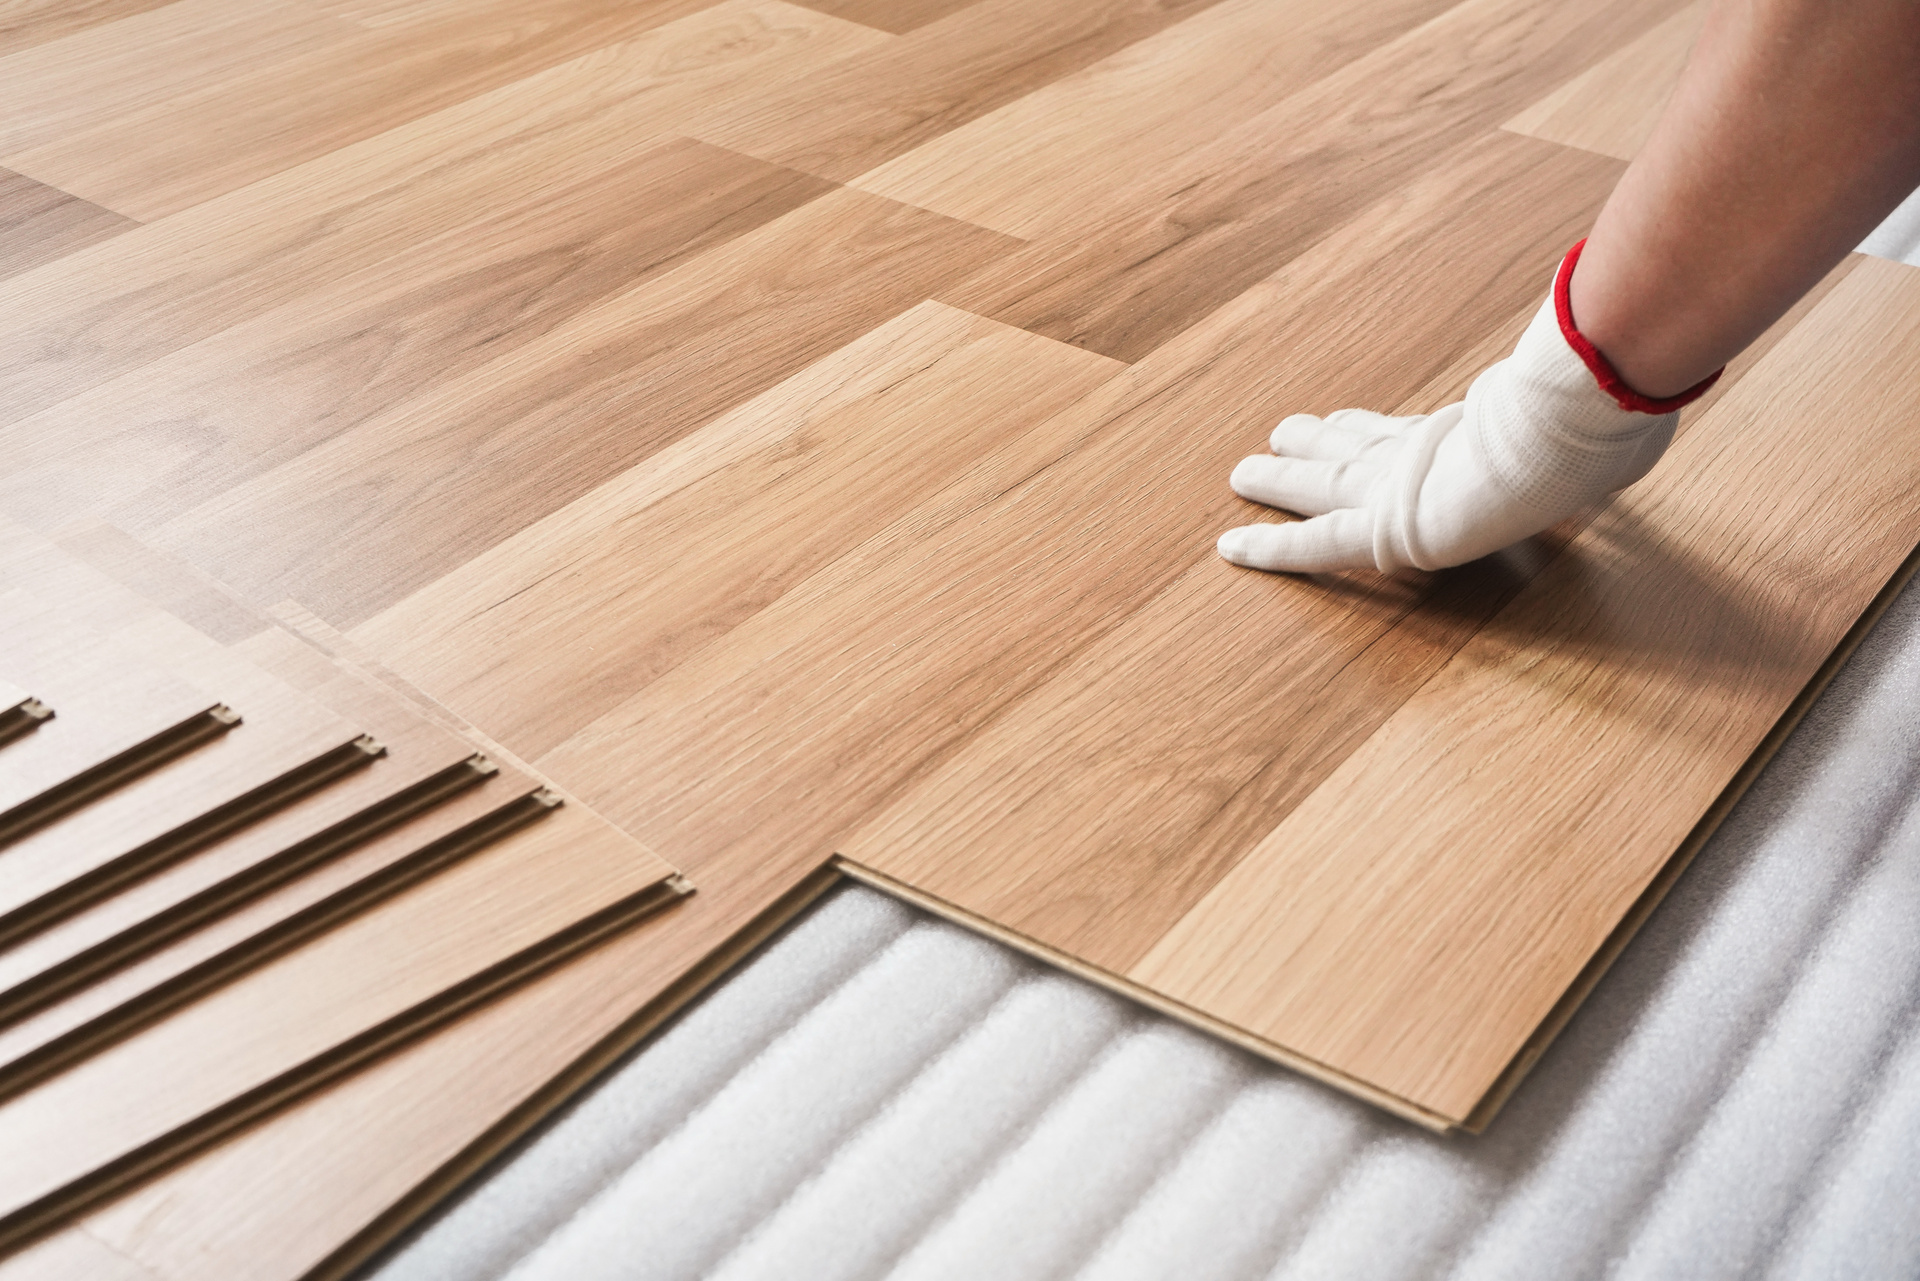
top-left (850, 0), bottom-right (1454, 238)
top-left (689, 0), bottom-right (1229, 182)
top-left (51, 524), bottom-right (269, 647)
top-left (354, 300), bottom-right (1125, 758)
top-left (0, 1), bottom-right (890, 431)
top-left (0, 0), bottom-right (360, 158)
top-left (793, 0), bottom-right (980, 34)
top-left (0, 0), bottom-right (180, 60)
top-left (0, 798), bottom-right (684, 1250)
top-left (0, 138), bottom-right (837, 535)
top-left (0, 629), bottom-right (487, 1022)
top-left (534, 131), bottom-right (1617, 928)
top-left (1502, 1), bottom-right (1703, 162)
top-left (940, 0), bottom-right (1689, 361)
top-left (152, 190), bottom-right (1022, 628)
top-left (0, 1227), bottom-right (154, 1281)
top-left (74, 842), bottom-right (835, 1281)
top-left (0, 168), bottom-right (136, 284)
top-left (4, 0), bottom-right (733, 221)
top-left (838, 243), bottom-right (1859, 982)
top-left (0, 594), bottom-right (227, 829)
top-left (0, 765), bottom-right (545, 1096)
top-left (21, 0), bottom-right (721, 214)
top-left (1130, 255), bottom-right (1920, 1123)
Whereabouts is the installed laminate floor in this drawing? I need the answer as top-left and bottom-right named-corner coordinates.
top-left (2, 0), bottom-right (1917, 1271)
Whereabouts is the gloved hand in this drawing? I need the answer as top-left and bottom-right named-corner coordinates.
top-left (1217, 241), bottom-right (1720, 574)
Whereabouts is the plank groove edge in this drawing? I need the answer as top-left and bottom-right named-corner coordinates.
top-left (830, 857), bottom-right (1455, 1133)
top-left (0, 870), bottom-right (692, 1258)
top-left (307, 860), bottom-right (842, 1281)
top-left (0, 755), bottom-right (499, 1028)
top-left (0, 735), bottom-right (381, 949)
top-left (0, 786), bottom-right (558, 1101)
top-left (1459, 531), bottom-right (1920, 1132)
top-left (0, 705), bottom-right (234, 847)
top-left (0, 700), bottom-right (51, 749)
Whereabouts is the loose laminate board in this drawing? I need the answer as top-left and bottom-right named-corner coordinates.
top-left (0, 796), bottom-right (685, 1250)
top-left (0, 765), bottom-right (547, 1096)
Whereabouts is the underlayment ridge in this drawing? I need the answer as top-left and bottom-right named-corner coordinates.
top-left (365, 568), bottom-right (1920, 1281)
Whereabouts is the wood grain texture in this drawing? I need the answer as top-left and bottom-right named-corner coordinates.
top-left (0, 138), bottom-right (836, 536)
top-left (0, 1226), bottom-right (155, 1281)
top-left (0, 797), bottom-right (682, 1251)
top-left (356, 300), bottom-right (1125, 757)
top-left (692, 0), bottom-right (1226, 181)
top-left (0, 771), bottom-right (546, 1098)
top-left (152, 190), bottom-right (1020, 626)
top-left (1131, 255), bottom-right (1920, 1121)
top-left (851, 0), bottom-right (1453, 237)
top-left (0, 0), bottom-right (888, 432)
top-left (794, 0), bottom-right (980, 34)
top-left (941, 0), bottom-right (1689, 360)
top-left (0, 0), bottom-right (180, 61)
top-left (2, 0), bottom-right (725, 220)
top-left (0, 0), bottom-right (358, 159)
top-left (0, 595), bottom-right (222, 827)
top-left (0, 628), bottom-right (485, 1024)
top-left (0, 168), bottom-right (134, 283)
top-left (1502, 2), bottom-right (1703, 162)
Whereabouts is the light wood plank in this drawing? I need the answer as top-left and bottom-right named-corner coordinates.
top-left (793, 0), bottom-right (979, 34)
top-left (0, 138), bottom-right (836, 536)
top-left (354, 300), bottom-right (1124, 757)
top-left (1130, 255), bottom-right (1920, 1122)
top-left (151, 189), bottom-right (1019, 627)
top-left (851, 0), bottom-right (1452, 237)
top-left (942, 0), bottom-right (1688, 360)
top-left (0, 0), bottom-right (889, 432)
top-left (1502, 2), bottom-right (1704, 162)
top-left (1, 0), bottom-right (725, 220)
top-left (0, 167), bottom-right (134, 283)
top-left (0, 767), bottom-right (546, 1096)
top-left (0, 0), bottom-right (179, 61)
top-left (0, 0), bottom-right (358, 158)
top-left (0, 1226), bottom-right (156, 1281)
top-left (0, 595), bottom-right (224, 829)
top-left (690, 0), bottom-right (1228, 182)
top-left (546, 131), bottom-right (1617, 943)
top-left (0, 629), bottom-right (485, 1023)
top-left (0, 797), bottom-right (683, 1250)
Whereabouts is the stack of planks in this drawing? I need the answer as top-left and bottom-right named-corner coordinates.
top-left (1, 0), bottom-right (1918, 1276)
top-left (0, 527), bottom-right (687, 1263)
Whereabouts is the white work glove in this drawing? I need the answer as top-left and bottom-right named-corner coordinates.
top-left (1217, 242), bottom-right (1718, 573)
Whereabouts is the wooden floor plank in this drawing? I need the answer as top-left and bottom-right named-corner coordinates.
top-left (0, 798), bottom-right (684, 1251)
top-left (0, 137), bottom-right (836, 536)
top-left (1502, 2), bottom-right (1702, 162)
top-left (0, 0), bottom-right (181, 61)
top-left (0, 168), bottom-right (135, 284)
top-left (0, 766), bottom-right (546, 1097)
top-left (941, 0), bottom-right (1688, 360)
top-left (690, 0), bottom-right (1229, 182)
top-left (850, 0), bottom-right (1453, 238)
top-left (151, 189), bottom-right (1021, 627)
top-left (0, 0), bottom-right (359, 159)
top-left (354, 300), bottom-right (1124, 757)
top-left (0, 0), bottom-right (889, 432)
top-left (2, 0), bottom-right (726, 220)
top-left (0, 629), bottom-right (487, 1024)
top-left (0, 596), bottom-right (224, 831)
top-left (793, 0), bottom-right (980, 34)
top-left (1130, 255), bottom-right (1920, 1123)
top-left (539, 131), bottom-right (1615, 932)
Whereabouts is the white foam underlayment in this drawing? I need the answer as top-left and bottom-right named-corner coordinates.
top-left (358, 221), bottom-right (1920, 1281)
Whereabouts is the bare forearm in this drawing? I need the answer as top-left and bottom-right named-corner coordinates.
top-left (1571, 0), bottom-right (1920, 398)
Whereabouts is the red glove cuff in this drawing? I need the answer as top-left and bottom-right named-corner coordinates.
top-left (1554, 239), bottom-right (1723, 414)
